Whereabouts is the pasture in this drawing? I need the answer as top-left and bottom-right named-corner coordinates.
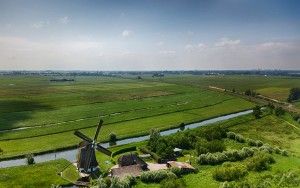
top-left (158, 75), bottom-right (300, 102)
top-left (0, 75), bottom-right (254, 159)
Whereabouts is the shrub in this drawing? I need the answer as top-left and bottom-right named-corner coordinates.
top-left (281, 150), bottom-right (288, 156)
top-left (196, 146), bottom-right (209, 155)
top-left (247, 152), bottom-right (275, 172)
top-left (112, 146), bottom-right (136, 157)
top-left (259, 144), bottom-right (274, 154)
top-left (148, 129), bottom-right (161, 152)
top-left (226, 132), bottom-right (245, 143)
top-left (275, 107), bottom-right (285, 116)
top-left (141, 170), bottom-right (177, 183)
top-left (109, 132), bottom-right (117, 146)
top-left (253, 105), bottom-right (262, 119)
top-left (160, 177), bottom-right (186, 188)
top-left (213, 163), bottom-right (247, 182)
top-left (247, 138), bottom-right (263, 147)
top-left (26, 153), bottom-right (35, 165)
top-left (197, 147), bottom-right (255, 165)
top-left (109, 175), bottom-right (136, 188)
top-left (201, 126), bottom-right (227, 141)
top-left (206, 140), bottom-right (226, 153)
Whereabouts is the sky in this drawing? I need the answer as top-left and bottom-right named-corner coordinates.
top-left (0, 0), bottom-right (299, 71)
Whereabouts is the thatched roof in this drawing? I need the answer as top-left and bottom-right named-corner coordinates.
top-left (111, 165), bottom-right (143, 178)
top-left (117, 153), bottom-right (147, 170)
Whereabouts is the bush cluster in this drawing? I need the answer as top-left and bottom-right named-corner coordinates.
top-left (26, 153), bottom-right (35, 165)
top-left (219, 171), bottom-right (300, 188)
top-left (246, 152), bottom-right (275, 171)
top-left (160, 177), bottom-right (186, 188)
top-left (226, 132), bottom-right (245, 143)
top-left (198, 147), bottom-right (255, 165)
top-left (140, 170), bottom-right (177, 183)
top-left (257, 144), bottom-right (287, 156)
top-left (195, 139), bottom-right (225, 155)
top-left (247, 138), bottom-right (263, 147)
top-left (112, 146), bottom-right (136, 157)
top-left (96, 176), bottom-right (136, 188)
top-left (213, 163), bottom-right (247, 182)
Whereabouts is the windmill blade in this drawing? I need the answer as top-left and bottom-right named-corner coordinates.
top-left (74, 130), bottom-right (93, 143)
top-left (93, 119), bottom-right (103, 141)
top-left (96, 143), bottom-right (112, 156)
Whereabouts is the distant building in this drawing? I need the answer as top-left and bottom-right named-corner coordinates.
top-left (166, 161), bottom-right (195, 173)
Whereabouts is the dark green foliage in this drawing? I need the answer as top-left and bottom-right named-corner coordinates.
top-left (247, 152), bottom-right (275, 171)
top-left (109, 132), bottom-right (117, 146)
top-left (156, 138), bottom-right (174, 160)
top-left (148, 129), bottom-right (161, 152)
top-left (245, 89), bottom-right (257, 97)
top-left (226, 132), bottom-right (246, 143)
top-left (109, 175), bottom-right (136, 188)
top-left (0, 148), bottom-right (3, 153)
top-left (179, 122), bottom-right (185, 131)
top-left (195, 139), bottom-right (225, 155)
top-left (160, 177), bottom-right (186, 188)
top-left (141, 170), bottom-right (177, 183)
top-left (253, 105), bottom-right (262, 119)
top-left (111, 146), bottom-right (136, 157)
top-left (247, 138), bottom-right (263, 147)
top-left (287, 88), bottom-right (300, 102)
top-left (213, 163), bottom-right (247, 182)
top-left (200, 126), bottom-right (227, 141)
top-left (196, 145), bottom-right (209, 155)
top-left (26, 153), bottom-right (35, 165)
top-left (274, 107), bottom-right (285, 116)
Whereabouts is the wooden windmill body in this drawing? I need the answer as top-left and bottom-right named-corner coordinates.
top-left (74, 119), bottom-right (112, 177)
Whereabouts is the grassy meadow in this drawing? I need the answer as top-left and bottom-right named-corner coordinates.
top-left (158, 75), bottom-right (300, 102)
top-left (0, 75), bottom-right (255, 159)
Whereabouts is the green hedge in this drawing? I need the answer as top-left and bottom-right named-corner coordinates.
top-left (111, 146), bottom-right (137, 157)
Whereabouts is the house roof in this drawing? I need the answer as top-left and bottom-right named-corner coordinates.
top-left (111, 165), bottom-right (143, 178)
top-left (117, 153), bottom-right (147, 168)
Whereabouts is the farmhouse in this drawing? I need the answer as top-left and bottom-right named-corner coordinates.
top-left (166, 161), bottom-right (195, 173)
top-left (110, 153), bottom-right (148, 178)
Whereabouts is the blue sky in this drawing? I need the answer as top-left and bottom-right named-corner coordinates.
top-left (0, 0), bottom-right (299, 70)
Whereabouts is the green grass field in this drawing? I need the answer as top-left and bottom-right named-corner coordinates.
top-left (0, 159), bottom-right (71, 188)
top-left (0, 75), bottom-right (255, 159)
top-left (158, 75), bottom-right (300, 102)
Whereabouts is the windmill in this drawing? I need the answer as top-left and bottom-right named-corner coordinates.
top-left (73, 119), bottom-right (112, 179)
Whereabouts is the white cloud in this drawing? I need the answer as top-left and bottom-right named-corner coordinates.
top-left (32, 21), bottom-right (48, 29)
top-left (159, 50), bottom-right (176, 55)
top-left (184, 43), bottom-right (206, 51)
top-left (59, 16), bottom-right (70, 24)
top-left (215, 37), bottom-right (240, 47)
top-left (156, 41), bottom-right (164, 46)
top-left (122, 30), bottom-right (132, 37)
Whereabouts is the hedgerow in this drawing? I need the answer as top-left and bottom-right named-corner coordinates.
top-left (140, 170), bottom-right (177, 183)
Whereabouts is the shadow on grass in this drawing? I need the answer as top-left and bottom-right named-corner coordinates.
top-left (0, 100), bottom-right (54, 130)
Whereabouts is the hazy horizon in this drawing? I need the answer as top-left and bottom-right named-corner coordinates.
top-left (0, 0), bottom-right (300, 71)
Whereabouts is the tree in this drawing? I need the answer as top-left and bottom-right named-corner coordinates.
top-left (179, 122), bottom-right (185, 131)
top-left (275, 107), bottom-right (285, 116)
top-left (287, 88), bottom-right (300, 102)
top-left (26, 153), bottom-right (35, 165)
top-left (109, 132), bottom-right (117, 146)
top-left (148, 129), bottom-right (161, 152)
top-left (253, 106), bottom-right (262, 119)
